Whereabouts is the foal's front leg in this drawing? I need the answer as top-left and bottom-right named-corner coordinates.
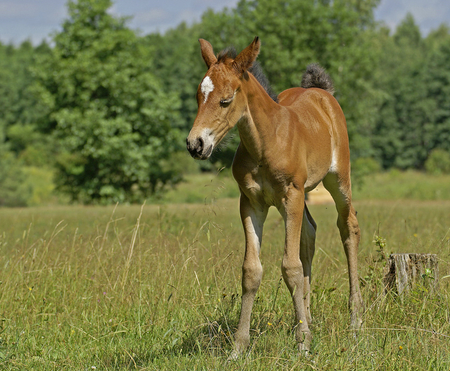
top-left (280, 187), bottom-right (312, 352)
top-left (232, 193), bottom-right (268, 358)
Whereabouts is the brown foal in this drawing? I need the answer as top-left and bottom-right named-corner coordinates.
top-left (186, 37), bottom-right (364, 356)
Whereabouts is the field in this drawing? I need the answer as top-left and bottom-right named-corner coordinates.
top-left (1, 172), bottom-right (450, 370)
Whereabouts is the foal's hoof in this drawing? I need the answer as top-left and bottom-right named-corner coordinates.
top-left (351, 316), bottom-right (363, 330)
top-left (298, 342), bottom-right (311, 357)
top-left (227, 350), bottom-right (240, 361)
top-left (297, 333), bottom-right (311, 358)
top-left (228, 340), bottom-right (248, 361)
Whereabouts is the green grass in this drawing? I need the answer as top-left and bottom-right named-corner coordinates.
top-left (353, 169), bottom-right (450, 201)
top-left (1, 172), bottom-right (450, 370)
top-left (159, 169), bottom-right (450, 204)
top-left (161, 169), bottom-right (239, 204)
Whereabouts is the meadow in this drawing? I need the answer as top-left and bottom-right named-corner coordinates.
top-left (1, 171), bottom-right (450, 370)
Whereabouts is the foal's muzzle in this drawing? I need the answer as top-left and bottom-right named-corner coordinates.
top-left (186, 137), bottom-right (213, 160)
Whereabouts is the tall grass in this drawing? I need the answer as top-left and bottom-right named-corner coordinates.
top-left (353, 169), bottom-right (450, 201)
top-left (159, 169), bottom-right (450, 204)
top-left (1, 197), bottom-right (449, 369)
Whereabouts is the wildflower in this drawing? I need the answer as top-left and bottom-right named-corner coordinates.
top-left (399, 345), bottom-right (403, 350)
top-left (29, 287), bottom-right (32, 291)
top-left (299, 320), bottom-right (303, 324)
top-left (267, 322), bottom-right (273, 326)
top-left (413, 234), bottom-right (417, 238)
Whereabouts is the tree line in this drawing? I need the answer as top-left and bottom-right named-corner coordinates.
top-left (1, 0), bottom-right (450, 206)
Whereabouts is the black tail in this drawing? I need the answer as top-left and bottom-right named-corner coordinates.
top-left (301, 63), bottom-right (334, 95)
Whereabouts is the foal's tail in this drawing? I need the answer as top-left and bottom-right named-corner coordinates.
top-left (301, 63), bottom-right (335, 95)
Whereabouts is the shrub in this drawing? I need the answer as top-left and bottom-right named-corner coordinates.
top-left (425, 149), bottom-right (450, 175)
top-left (351, 157), bottom-right (381, 189)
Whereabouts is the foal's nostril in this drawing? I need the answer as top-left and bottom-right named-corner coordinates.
top-left (186, 137), bottom-right (204, 158)
top-left (198, 137), bottom-right (204, 152)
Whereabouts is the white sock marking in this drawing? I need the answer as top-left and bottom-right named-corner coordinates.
top-left (201, 76), bottom-right (214, 103)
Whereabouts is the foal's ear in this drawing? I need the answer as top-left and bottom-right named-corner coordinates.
top-left (234, 36), bottom-right (261, 75)
top-left (199, 39), bottom-right (217, 68)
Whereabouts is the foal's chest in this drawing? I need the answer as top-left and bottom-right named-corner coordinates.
top-left (236, 165), bottom-right (285, 208)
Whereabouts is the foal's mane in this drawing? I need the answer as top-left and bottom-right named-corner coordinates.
top-left (217, 47), bottom-right (278, 103)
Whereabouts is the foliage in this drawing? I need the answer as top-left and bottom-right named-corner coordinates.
top-left (32, 0), bottom-right (183, 203)
top-left (0, 149), bottom-right (30, 207)
top-left (372, 15), bottom-right (450, 169)
top-left (3, 1), bottom-right (450, 206)
top-left (0, 41), bottom-right (50, 144)
top-left (351, 157), bottom-right (381, 190)
top-left (425, 148), bottom-right (450, 175)
top-left (0, 147), bottom-right (57, 207)
top-left (0, 41), bottom-right (57, 207)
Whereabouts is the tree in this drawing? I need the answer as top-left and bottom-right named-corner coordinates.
top-left (371, 14), bottom-right (449, 169)
top-left (425, 34), bottom-right (450, 153)
top-left (33, 0), bottom-right (183, 203)
top-left (0, 41), bottom-right (56, 206)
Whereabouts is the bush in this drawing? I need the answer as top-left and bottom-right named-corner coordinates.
top-left (0, 149), bottom-right (57, 207)
top-left (351, 157), bottom-right (381, 189)
top-left (0, 150), bottom-right (30, 207)
top-left (425, 149), bottom-right (450, 175)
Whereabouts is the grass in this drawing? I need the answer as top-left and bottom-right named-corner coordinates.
top-left (161, 169), bottom-right (239, 204)
top-left (1, 172), bottom-right (450, 370)
top-left (353, 169), bottom-right (450, 201)
top-left (159, 168), bottom-right (450, 204)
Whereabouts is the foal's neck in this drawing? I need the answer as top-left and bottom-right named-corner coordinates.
top-left (237, 73), bottom-right (282, 162)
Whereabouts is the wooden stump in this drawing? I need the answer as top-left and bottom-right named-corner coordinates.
top-left (384, 253), bottom-right (439, 295)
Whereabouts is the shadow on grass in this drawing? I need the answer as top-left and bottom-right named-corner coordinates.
top-left (97, 298), bottom-right (240, 369)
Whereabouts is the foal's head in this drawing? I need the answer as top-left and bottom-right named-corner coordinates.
top-left (186, 37), bottom-right (260, 160)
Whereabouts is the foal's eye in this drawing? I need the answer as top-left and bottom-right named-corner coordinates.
top-left (220, 92), bottom-right (236, 107)
top-left (220, 97), bottom-right (233, 106)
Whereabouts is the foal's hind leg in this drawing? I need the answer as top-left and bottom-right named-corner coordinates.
top-left (280, 187), bottom-right (312, 352)
top-left (300, 204), bottom-right (316, 324)
top-left (323, 173), bottom-right (364, 329)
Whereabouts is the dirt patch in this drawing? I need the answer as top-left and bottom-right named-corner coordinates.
top-left (306, 182), bottom-right (333, 205)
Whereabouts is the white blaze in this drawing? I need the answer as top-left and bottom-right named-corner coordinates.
top-left (201, 76), bottom-right (214, 103)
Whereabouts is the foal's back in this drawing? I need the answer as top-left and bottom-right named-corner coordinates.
top-left (275, 86), bottom-right (350, 189)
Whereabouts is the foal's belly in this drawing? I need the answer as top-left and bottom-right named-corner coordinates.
top-left (237, 168), bottom-right (326, 209)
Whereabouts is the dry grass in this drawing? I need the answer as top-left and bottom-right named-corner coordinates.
top-left (0, 197), bottom-right (449, 369)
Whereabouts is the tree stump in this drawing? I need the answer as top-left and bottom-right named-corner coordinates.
top-left (384, 253), bottom-right (439, 295)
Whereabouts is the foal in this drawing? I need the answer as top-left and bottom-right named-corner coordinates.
top-left (187, 37), bottom-right (364, 356)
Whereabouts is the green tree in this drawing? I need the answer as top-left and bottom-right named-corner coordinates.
top-left (425, 33), bottom-right (450, 153)
top-left (372, 14), bottom-right (450, 169)
top-left (0, 41), bottom-right (56, 206)
top-left (372, 15), bottom-right (423, 169)
top-left (33, 0), bottom-right (182, 203)
top-left (0, 149), bottom-right (30, 207)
